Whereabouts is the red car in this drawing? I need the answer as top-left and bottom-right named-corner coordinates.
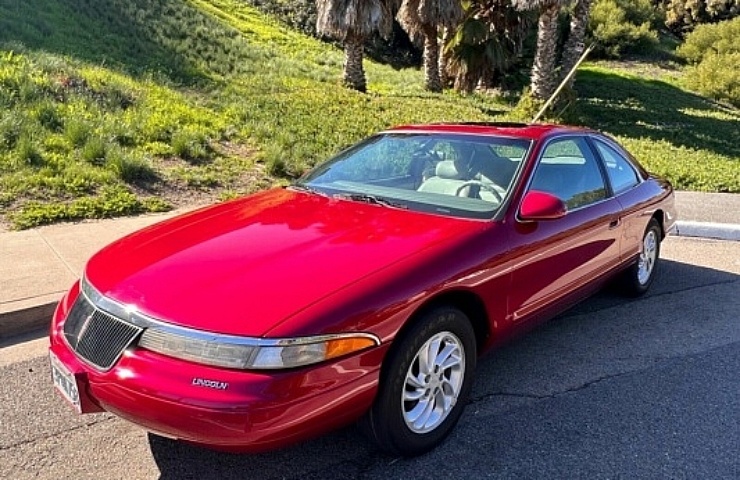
top-left (50, 123), bottom-right (676, 456)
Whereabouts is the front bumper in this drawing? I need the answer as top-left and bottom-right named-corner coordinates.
top-left (49, 287), bottom-right (386, 452)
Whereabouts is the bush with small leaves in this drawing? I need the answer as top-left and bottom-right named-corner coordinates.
top-left (589, 0), bottom-right (660, 57)
top-left (683, 52), bottom-right (740, 106)
top-left (679, 18), bottom-right (740, 106)
top-left (677, 16), bottom-right (740, 64)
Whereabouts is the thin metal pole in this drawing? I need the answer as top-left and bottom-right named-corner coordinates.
top-left (532, 43), bottom-right (595, 123)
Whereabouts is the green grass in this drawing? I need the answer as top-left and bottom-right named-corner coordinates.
top-left (573, 65), bottom-right (739, 192)
top-left (0, 0), bottom-right (738, 229)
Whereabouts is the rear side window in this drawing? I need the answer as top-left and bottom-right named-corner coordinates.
top-left (530, 137), bottom-right (607, 210)
top-left (593, 140), bottom-right (640, 194)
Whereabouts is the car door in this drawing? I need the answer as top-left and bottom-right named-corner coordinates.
top-left (507, 135), bottom-right (623, 323)
top-left (589, 136), bottom-right (648, 262)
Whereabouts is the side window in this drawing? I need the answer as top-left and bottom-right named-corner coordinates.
top-left (593, 140), bottom-right (640, 194)
top-left (530, 137), bottom-right (607, 210)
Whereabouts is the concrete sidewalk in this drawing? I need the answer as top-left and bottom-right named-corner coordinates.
top-left (0, 209), bottom-right (187, 340)
top-left (1, 191), bottom-right (739, 341)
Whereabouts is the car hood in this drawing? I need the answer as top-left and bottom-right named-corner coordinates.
top-left (85, 188), bottom-right (480, 337)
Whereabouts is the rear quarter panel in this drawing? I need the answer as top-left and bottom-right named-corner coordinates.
top-left (615, 177), bottom-right (676, 261)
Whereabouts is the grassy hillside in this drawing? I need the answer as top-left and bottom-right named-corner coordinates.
top-left (0, 0), bottom-right (738, 229)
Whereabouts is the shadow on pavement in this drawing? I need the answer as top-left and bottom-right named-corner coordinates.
top-left (149, 259), bottom-right (739, 480)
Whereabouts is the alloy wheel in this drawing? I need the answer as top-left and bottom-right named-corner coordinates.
top-left (401, 331), bottom-right (465, 434)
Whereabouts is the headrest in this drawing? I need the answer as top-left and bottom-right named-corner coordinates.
top-left (435, 160), bottom-right (465, 180)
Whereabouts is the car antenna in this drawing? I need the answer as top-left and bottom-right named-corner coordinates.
top-left (532, 43), bottom-right (595, 123)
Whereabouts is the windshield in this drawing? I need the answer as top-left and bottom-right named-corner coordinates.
top-left (298, 133), bottom-right (532, 219)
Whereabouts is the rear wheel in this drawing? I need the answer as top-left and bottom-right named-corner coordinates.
top-left (362, 306), bottom-right (476, 456)
top-left (620, 218), bottom-right (661, 297)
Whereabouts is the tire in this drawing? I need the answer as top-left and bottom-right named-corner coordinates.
top-left (620, 218), bottom-right (661, 297)
top-left (362, 306), bottom-right (477, 456)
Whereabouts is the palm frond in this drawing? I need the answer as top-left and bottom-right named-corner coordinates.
top-left (316, 0), bottom-right (394, 40)
top-left (398, 0), bottom-right (465, 43)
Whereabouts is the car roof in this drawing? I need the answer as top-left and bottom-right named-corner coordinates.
top-left (385, 122), bottom-right (596, 141)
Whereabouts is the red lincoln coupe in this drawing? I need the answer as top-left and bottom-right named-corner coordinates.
top-left (50, 123), bottom-right (676, 456)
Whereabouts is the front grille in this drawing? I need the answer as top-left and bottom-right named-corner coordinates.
top-left (63, 294), bottom-right (143, 371)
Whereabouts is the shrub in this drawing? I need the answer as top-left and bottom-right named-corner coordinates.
top-left (106, 149), bottom-right (158, 184)
top-left (81, 136), bottom-right (107, 164)
top-left (64, 119), bottom-right (91, 148)
top-left (171, 130), bottom-right (209, 163)
top-left (589, 0), bottom-right (660, 57)
top-left (0, 113), bottom-right (23, 151)
top-left (677, 16), bottom-right (740, 64)
top-left (683, 52), bottom-right (740, 106)
top-left (35, 102), bottom-right (63, 132)
top-left (679, 18), bottom-right (740, 106)
top-left (16, 135), bottom-right (45, 166)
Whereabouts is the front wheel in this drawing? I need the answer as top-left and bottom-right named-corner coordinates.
top-left (362, 307), bottom-right (477, 456)
top-left (620, 218), bottom-right (661, 297)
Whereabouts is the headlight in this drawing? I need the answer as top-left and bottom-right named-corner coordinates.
top-left (138, 327), bottom-right (379, 370)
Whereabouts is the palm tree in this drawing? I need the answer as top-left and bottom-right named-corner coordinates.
top-left (316, 0), bottom-right (396, 92)
top-left (439, 26), bottom-right (454, 88)
top-left (560, 0), bottom-right (592, 88)
top-left (444, 0), bottom-right (531, 93)
top-left (513, 0), bottom-right (565, 99)
top-left (397, 0), bottom-right (464, 92)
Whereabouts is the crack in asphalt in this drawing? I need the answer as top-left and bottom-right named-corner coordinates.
top-left (468, 370), bottom-right (631, 404)
top-left (468, 338), bottom-right (740, 407)
top-left (0, 415), bottom-right (116, 451)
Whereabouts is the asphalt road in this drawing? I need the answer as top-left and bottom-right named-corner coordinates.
top-left (1, 236), bottom-right (738, 480)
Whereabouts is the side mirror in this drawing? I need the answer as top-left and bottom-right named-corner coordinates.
top-left (519, 190), bottom-right (567, 221)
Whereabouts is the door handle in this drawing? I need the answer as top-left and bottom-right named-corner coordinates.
top-left (609, 218), bottom-right (621, 229)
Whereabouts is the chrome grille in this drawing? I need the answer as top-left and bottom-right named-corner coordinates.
top-left (63, 294), bottom-right (142, 371)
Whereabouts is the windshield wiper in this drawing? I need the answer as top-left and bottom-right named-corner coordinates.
top-left (287, 184), bottom-right (329, 197)
top-left (333, 193), bottom-right (407, 209)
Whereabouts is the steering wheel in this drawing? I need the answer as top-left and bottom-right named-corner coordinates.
top-left (455, 181), bottom-right (503, 202)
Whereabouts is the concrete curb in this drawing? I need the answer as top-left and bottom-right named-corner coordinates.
top-left (0, 302), bottom-right (55, 342)
top-left (672, 221), bottom-right (740, 242)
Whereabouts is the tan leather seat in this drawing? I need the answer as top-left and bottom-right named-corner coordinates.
top-left (417, 160), bottom-right (474, 197)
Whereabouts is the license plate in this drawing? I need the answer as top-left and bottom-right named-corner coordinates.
top-left (50, 351), bottom-right (81, 413)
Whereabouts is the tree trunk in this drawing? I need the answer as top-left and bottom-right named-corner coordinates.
top-left (454, 72), bottom-right (476, 94)
top-left (423, 24), bottom-right (442, 93)
top-left (531, 2), bottom-right (561, 100)
top-left (343, 34), bottom-right (367, 92)
top-left (438, 27), bottom-right (451, 89)
top-left (561, 0), bottom-right (592, 89)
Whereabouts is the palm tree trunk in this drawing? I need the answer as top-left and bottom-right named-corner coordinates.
top-left (561, 0), bottom-right (592, 89)
top-left (439, 27), bottom-right (451, 89)
top-left (423, 25), bottom-right (442, 93)
top-left (343, 34), bottom-right (367, 92)
top-left (531, 2), bottom-right (560, 100)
